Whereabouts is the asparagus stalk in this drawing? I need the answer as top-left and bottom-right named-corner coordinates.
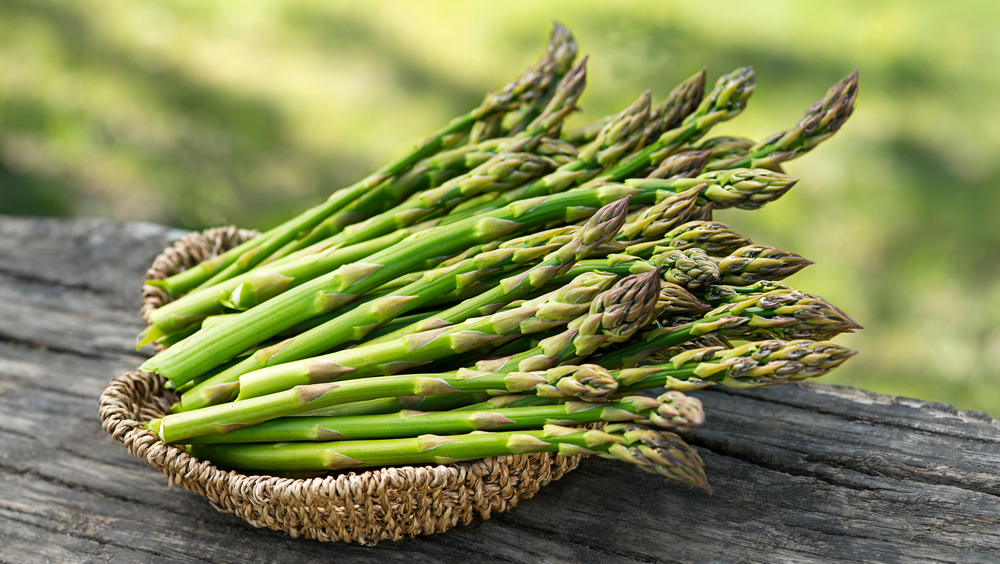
top-left (564, 68), bottom-right (706, 150)
top-left (363, 197), bottom-right (632, 346)
top-left (176, 198), bottom-right (629, 411)
top-left (459, 337), bottom-right (855, 413)
top-left (617, 185), bottom-right (703, 241)
top-left (626, 168), bottom-right (797, 211)
top-left (139, 183), bottom-right (642, 387)
top-left (185, 422), bottom-right (711, 492)
top-left (440, 89), bottom-right (653, 224)
top-left (139, 225), bottom-right (423, 344)
top-left (612, 339), bottom-right (858, 393)
top-left (476, 269), bottom-right (663, 374)
top-left (277, 25), bottom-right (580, 254)
top-left (142, 168), bottom-right (794, 388)
top-left (184, 390), bottom-right (704, 443)
top-left (597, 288), bottom-right (862, 368)
top-left (441, 66), bottom-right (737, 223)
top-left (275, 61), bottom-right (587, 260)
top-left (268, 136), bottom-right (578, 262)
top-left (701, 280), bottom-right (794, 304)
top-left (146, 24), bottom-right (577, 297)
top-left (227, 151), bottom-right (564, 311)
top-left (483, 22), bottom-right (580, 139)
top-left (583, 67), bottom-right (755, 186)
top-left (645, 149), bottom-right (713, 180)
top-left (147, 363), bottom-right (621, 443)
top-left (704, 69), bottom-right (860, 172)
top-left (231, 270), bottom-right (619, 400)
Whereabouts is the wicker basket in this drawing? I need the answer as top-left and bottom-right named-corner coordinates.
top-left (99, 226), bottom-right (587, 545)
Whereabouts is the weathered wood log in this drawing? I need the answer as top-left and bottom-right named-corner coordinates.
top-left (1, 215), bottom-right (997, 563)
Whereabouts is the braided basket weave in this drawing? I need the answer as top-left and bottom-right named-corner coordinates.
top-left (99, 226), bottom-right (587, 545)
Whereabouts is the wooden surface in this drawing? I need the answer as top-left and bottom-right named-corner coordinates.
top-left (1, 215), bottom-right (998, 563)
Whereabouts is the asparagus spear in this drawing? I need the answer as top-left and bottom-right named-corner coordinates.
top-left (142, 168), bottom-right (793, 388)
top-left (139, 225), bottom-right (424, 344)
top-left (626, 168), bottom-right (797, 211)
top-left (362, 197), bottom-right (632, 346)
top-left (617, 185), bottom-right (703, 241)
top-left (482, 22), bottom-right (580, 139)
top-left (176, 198), bottom-right (629, 411)
top-left (645, 149), bottom-right (713, 180)
top-left (440, 89), bottom-right (653, 224)
top-left (441, 66), bottom-right (742, 223)
top-left (230, 271), bottom-right (619, 400)
top-left (146, 24), bottom-right (577, 297)
top-left (185, 423), bottom-right (711, 492)
top-left (275, 60), bottom-right (587, 259)
top-left (147, 363), bottom-right (621, 443)
top-left (267, 136), bottom-right (578, 263)
top-left (183, 390), bottom-right (704, 443)
top-left (139, 184), bottom-right (640, 387)
top-left (704, 69), bottom-right (860, 172)
top-left (458, 336), bottom-right (855, 413)
top-left (476, 269), bottom-right (663, 374)
top-left (613, 339), bottom-right (858, 393)
top-left (583, 67), bottom-right (755, 186)
top-left (563, 68), bottom-right (705, 149)
top-left (597, 288), bottom-right (862, 368)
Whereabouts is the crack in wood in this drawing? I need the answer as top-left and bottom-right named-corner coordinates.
top-left (0, 267), bottom-right (117, 297)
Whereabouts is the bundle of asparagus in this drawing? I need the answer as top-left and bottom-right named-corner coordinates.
top-left (139, 23), bottom-right (860, 493)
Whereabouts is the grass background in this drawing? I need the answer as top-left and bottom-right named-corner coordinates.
top-left (3, 1), bottom-right (998, 414)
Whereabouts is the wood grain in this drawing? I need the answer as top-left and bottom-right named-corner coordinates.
top-left (0, 216), bottom-right (996, 563)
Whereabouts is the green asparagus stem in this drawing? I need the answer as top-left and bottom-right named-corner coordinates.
top-left (484, 22), bottom-right (580, 139)
top-left (274, 61), bottom-right (587, 259)
top-left (147, 364), bottom-right (621, 443)
top-left (139, 182), bottom-right (644, 387)
top-left (612, 339), bottom-right (857, 393)
top-left (141, 168), bottom-right (792, 388)
top-left (564, 68), bottom-right (706, 151)
top-left (231, 271), bottom-right (619, 400)
top-left (584, 67), bottom-right (754, 186)
top-left (185, 422), bottom-right (711, 492)
top-left (441, 66), bottom-right (738, 223)
top-left (139, 226), bottom-right (422, 345)
top-left (476, 269), bottom-right (663, 374)
top-left (274, 136), bottom-right (581, 262)
top-left (363, 197), bottom-right (632, 346)
top-left (459, 336), bottom-right (854, 414)
top-left (641, 69), bottom-right (709, 145)
top-left (183, 390), bottom-right (704, 443)
top-left (597, 288), bottom-right (862, 368)
top-left (625, 168), bottom-right (798, 211)
top-left (440, 89), bottom-right (653, 224)
top-left (530, 246), bottom-right (720, 295)
top-left (704, 69), bottom-right (860, 172)
top-left (146, 24), bottom-right (577, 297)
top-left (618, 185), bottom-right (703, 241)
top-left (701, 280), bottom-right (794, 304)
top-left (176, 198), bottom-right (629, 411)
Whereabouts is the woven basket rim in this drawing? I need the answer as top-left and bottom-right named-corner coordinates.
top-left (101, 225), bottom-right (585, 545)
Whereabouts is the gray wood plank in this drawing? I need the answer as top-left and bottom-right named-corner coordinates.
top-left (0, 216), bottom-right (997, 563)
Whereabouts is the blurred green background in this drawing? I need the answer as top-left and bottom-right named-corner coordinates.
top-left (3, 1), bottom-right (998, 414)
